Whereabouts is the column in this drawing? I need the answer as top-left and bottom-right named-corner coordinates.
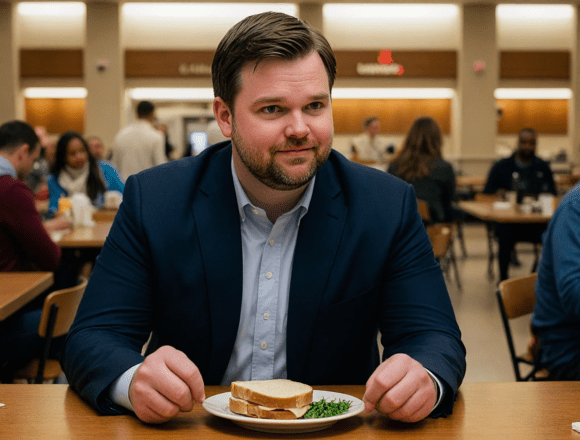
top-left (0, 2), bottom-right (19, 123)
top-left (457, 4), bottom-right (498, 176)
top-left (298, 2), bottom-right (323, 31)
top-left (85, 3), bottom-right (123, 146)
top-left (571, 7), bottom-right (580, 165)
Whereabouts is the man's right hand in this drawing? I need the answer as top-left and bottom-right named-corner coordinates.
top-left (129, 346), bottom-right (205, 424)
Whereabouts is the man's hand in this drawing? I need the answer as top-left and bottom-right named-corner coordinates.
top-left (43, 214), bottom-right (72, 233)
top-left (362, 353), bottom-right (437, 423)
top-left (129, 346), bottom-right (205, 424)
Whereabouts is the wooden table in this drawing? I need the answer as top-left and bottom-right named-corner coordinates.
top-left (56, 221), bottom-right (113, 248)
top-left (92, 208), bottom-right (118, 222)
top-left (456, 175), bottom-right (486, 193)
top-left (457, 200), bottom-right (553, 224)
top-left (0, 272), bottom-right (53, 321)
top-left (1, 383), bottom-right (579, 439)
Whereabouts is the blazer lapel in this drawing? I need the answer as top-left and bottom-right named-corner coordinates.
top-left (286, 160), bottom-right (347, 380)
top-left (193, 146), bottom-right (244, 383)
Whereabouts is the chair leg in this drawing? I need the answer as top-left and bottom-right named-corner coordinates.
top-left (449, 244), bottom-right (462, 290)
top-left (456, 219), bottom-right (468, 258)
top-left (531, 244), bottom-right (541, 273)
top-left (486, 223), bottom-right (495, 280)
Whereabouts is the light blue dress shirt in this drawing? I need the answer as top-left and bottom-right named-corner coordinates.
top-left (0, 156), bottom-right (17, 178)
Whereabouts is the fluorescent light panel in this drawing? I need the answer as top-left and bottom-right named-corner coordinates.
top-left (24, 88), bottom-right (87, 99)
top-left (497, 5), bottom-right (574, 21)
top-left (18, 2), bottom-right (86, 17)
top-left (129, 88), bottom-right (215, 100)
top-left (323, 4), bottom-right (459, 20)
top-left (123, 3), bottom-right (296, 19)
top-left (333, 88), bottom-right (455, 99)
top-left (494, 88), bottom-right (572, 100)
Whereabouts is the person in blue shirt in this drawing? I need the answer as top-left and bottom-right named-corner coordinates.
top-left (532, 182), bottom-right (580, 380)
top-left (47, 131), bottom-right (124, 213)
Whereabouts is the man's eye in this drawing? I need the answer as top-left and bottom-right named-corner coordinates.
top-left (308, 102), bottom-right (323, 110)
top-left (262, 105), bottom-right (279, 114)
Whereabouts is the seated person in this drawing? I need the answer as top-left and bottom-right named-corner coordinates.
top-left (388, 117), bottom-right (456, 224)
top-left (483, 128), bottom-right (556, 280)
top-left (62, 12), bottom-right (465, 425)
top-left (350, 116), bottom-right (386, 165)
top-left (48, 131), bottom-right (124, 213)
top-left (532, 182), bottom-right (580, 380)
top-left (0, 120), bottom-right (71, 382)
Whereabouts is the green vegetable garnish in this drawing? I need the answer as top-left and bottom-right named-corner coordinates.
top-left (303, 398), bottom-right (352, 418)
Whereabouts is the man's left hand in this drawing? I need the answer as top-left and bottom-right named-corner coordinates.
top-left (362, 353), bottom-right (437, 423)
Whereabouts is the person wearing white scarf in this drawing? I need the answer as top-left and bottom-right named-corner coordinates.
top-left (57, 162), bottom-right (90, 198)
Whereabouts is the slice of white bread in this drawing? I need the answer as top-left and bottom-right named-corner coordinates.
top-left (229, 396), bottom-right (309, 420)
top-left (230, 379), bottom-right (313, 409)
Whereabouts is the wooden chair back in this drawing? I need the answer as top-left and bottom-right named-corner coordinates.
top-left (426, 224), bottom-right (452, 259)
top-left (417, 199), bottom-right (432, 223)
top-left (15, 276), bottom-right (88, 384)
top-left (496, 273), bottom-right (548, 381)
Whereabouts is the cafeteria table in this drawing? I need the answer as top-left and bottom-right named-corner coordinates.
top-left (56, 221), bottom-right (113, 248)
top-left (0, 272), bottom-right (53, 321)
top-left (1, 383), bottom-right (579, 439)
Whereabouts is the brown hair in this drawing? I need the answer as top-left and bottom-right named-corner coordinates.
top-left (391, 117), bottom-right (443, 181)
top-left (212, 12), bottom-right (337, 112)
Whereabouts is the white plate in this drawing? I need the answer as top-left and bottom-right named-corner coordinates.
top-left (202, 390), bottom-right (365, 434)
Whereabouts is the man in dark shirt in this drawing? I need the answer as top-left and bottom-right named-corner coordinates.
top-left (483, 128), bottom-right (556, 280)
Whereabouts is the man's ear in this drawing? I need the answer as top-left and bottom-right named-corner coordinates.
top-left (213, 97), bottom-right (233, 138)
top-left (15, 143), bottom-right (30, 161)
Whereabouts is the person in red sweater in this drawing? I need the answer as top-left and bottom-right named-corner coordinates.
top-left (0, 120), bottom-right (71, 382)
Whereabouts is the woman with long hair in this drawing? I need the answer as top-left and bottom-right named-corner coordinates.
top-left (388, 117), bottom-right (456, 223)
top-left (47, 131), bottom-right (124, 213)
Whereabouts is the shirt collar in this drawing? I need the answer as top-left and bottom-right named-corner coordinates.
top-left (0, 156), bottom-right (17, 178)
top-left (231, 156), bottom-right (315, 223)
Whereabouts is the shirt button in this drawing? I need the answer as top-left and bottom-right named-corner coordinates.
top-left (252, 209), bottom-right (259, 215)
top-left (269, 239), bottom-right (274, 246)
top-left (261, 342), bottom-right (267, 350)
top-left (266, 272), bottom-right (272, 279)
top-left (264, 313), bottom-right (269, 320)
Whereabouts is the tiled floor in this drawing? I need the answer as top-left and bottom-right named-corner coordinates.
top-left (445, 221), bottom-right (539, 383)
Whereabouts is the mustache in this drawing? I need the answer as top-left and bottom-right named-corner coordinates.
top-left (273, 137), bottom-right (314, 151)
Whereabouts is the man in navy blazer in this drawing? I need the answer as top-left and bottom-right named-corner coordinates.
top-left (62, 12), bottom-right (465, 425)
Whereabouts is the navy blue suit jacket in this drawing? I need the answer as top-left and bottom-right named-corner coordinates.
top-left (63, 142), bottom-right (465, 417)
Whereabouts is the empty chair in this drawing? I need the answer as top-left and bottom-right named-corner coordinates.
top-left (427, 223), bottom-right (462, 289)
top-left (496, 273), bottom-right (549, 381)
top-left (14, 276), bottom-right (88, 384)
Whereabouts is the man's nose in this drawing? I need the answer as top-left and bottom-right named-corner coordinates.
top-left (285, 111), bottom-right (310, 138)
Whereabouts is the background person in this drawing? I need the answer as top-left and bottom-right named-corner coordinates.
top-left (47, 131), bottom-right (124, 213)
top-left (532, 182), bottom-right (580, 380)
top-left (388, 117), bottom-right (456, 224)
top-left (0, 120), bottom-right (71, 382)
top-left (110, 101), bottom-right (167, 180)
top-left (62, 12), bottom-right (465, 425)
top-left (483, 128), bottom-right (556, 280)
top-left (350, 116), bottom-right (386, 165)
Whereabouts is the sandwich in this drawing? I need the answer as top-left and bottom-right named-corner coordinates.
top-left (229, 379), bottom-right (313, 420)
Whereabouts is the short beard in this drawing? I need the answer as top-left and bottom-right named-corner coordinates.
top-left (231, 122), bottom-right (331, 191)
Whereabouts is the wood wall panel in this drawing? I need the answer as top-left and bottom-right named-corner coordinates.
top-left (25, 98), bottom-right (85, 134)
top-left (332, 99), bottom-right (451, 134)
top-left (496, 99), bottom-right (567, 134)
top-left (20, 49), bottom-right (83, 78)
top-left (125, 50), bottom-right (214, 77)
top-left (500, 51), bottom-right (569, 80)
